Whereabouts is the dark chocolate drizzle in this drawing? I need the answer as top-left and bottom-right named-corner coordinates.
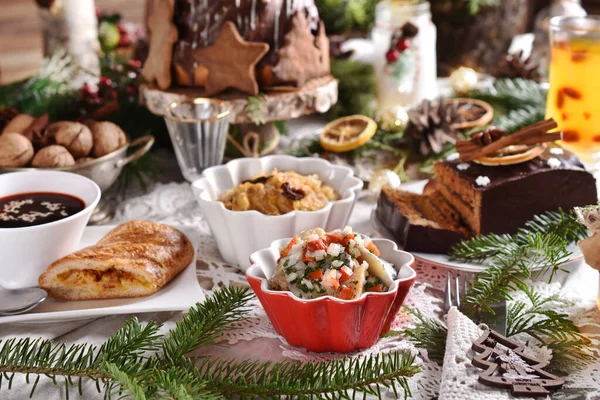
top-left (172, 0), bottom-right (320, 76)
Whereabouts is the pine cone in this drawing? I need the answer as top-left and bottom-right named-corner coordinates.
top-left (0, 106), bottom-right (19, 133)
top-left (495, 50), bottom-right (541, 82)
top-left (406, 100), bottom-right (462, 156)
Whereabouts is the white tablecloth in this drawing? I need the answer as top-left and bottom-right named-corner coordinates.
top-left (0, 118), bottom-right (598, 399)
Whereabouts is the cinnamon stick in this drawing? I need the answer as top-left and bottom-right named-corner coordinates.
top-left (456, 131), bottom-right (562, 154)
top-left (459, 119), bottom-right (559, 162)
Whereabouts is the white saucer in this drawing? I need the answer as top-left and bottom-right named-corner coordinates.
top-left (0, 224), bottom-right (204, 324)
top-left (371, 180), bottom-right (583, 273)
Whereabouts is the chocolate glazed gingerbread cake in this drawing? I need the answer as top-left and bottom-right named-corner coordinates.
top-left (143, 0), bottom-right (330, 95)
top-left (376, 120), bottom-right (598, 253)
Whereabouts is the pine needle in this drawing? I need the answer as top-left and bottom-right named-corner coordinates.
top-left (402, 308), bottom-right (447, 364)
top-left (0, 287), bottom-right (421, 399)
top-left (161, 286), bottom-right (253, 364)
top-left (507, 287), bottom-right (592, 371)
top-left (466, 78), bottom-right (547, 110)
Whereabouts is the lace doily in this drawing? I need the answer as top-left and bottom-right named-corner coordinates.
top-left (113, 181), bottom-right (600, 400)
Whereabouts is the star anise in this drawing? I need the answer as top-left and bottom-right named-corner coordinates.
top-left (495, 50), bottom-right (541, 82)
top-left (469, 127), bottom-right (506, 147)
top-left (406, 99), bottom-right (463, 156)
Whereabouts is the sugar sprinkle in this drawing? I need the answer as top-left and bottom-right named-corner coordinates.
top-left (547, 157), bottom-right (562, 169)
top-left (446, 152), bottom-right (460, 162)
top-left (475, 176), bottom-right (491, 187)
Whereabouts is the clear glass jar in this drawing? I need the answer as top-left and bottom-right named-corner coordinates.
top-left (531, 0), bottom-right (587, 76)
top-left (371, 0), bottom-right (437, 109)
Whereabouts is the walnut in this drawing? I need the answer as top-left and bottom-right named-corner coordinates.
top-left (0, 133), bottom-right (34, 167)
top-left (76, 157), bottom-right (95, 165)
top-left (89, 121), bottom-right (127, 157)
top-left (1, 114), bottom-right (35, 135)
top-left (31, 145), bottom-right (75, 168)
top-left (46, 121), bottom-right (93, 158)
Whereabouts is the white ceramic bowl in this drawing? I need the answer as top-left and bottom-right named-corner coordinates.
top-left (191, 155), bottom-right (363, 270)
top-left (0, 171), bottom-right (101, 289)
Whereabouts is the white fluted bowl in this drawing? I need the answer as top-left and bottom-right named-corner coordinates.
top-left (191, 155), bottom-right (363, 270)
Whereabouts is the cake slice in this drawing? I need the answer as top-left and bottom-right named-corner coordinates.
top-left (434, 147), bottom-right (598, 235)
top-left (375, 186), bottom-right (470, 254)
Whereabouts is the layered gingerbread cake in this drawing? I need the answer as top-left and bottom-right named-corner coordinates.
top-left (434, 147), bottom-right (597, 235)
top-left (143, 0), bottom-right (330, 95)
top-left (376, 187), bottom-right (469, 253)
top-left (376, 121), bottom-right (598, 253)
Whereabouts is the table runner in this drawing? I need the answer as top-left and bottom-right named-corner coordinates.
top-left (0, 181), bottom-right (598, 399)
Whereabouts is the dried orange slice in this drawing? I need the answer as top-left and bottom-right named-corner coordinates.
top-left (320, 115), bottom-right (377, 152)
top-left (474, 143), bottom-right (547, 166)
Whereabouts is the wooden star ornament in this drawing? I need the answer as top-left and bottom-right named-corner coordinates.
top-left (193, 22), bottom-right (269, 96)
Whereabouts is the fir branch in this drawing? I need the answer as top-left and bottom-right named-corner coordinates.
top-left (161, 286), bottom-right (253, 364)
top-left (466, 78), bottom-right (547, 111)
top-left (494, 105), bottom-right (546, 133)
top-left (507, 287), bottom-right (592, 370)
top-left (153, 364), bottom-right (220, 400)
top-left (451, 210), bottom-right (584, 262)
top-left (195, 352), bottom-right (420, 399)
top-left (0, 287), bottom-right (422, 399)
top-left (452, 210), bottom-right (585, 314)
top-left (402, 308), bottom-right (447, 364)
top-left (102, 362), bottom-right (147, 400)
top-left (245, 95), bottom-right (267, 125)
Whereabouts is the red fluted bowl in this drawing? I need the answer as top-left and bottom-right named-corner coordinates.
top-left (246, 238), bottom-right (416, 353)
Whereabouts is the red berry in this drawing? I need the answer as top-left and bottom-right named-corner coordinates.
top-left (117, 24), bottom-right (127, 34)
top-left (396, 39), bottom-right (410, 52)
top-left (118, 34), bottom-right (130, 47)
top-left (386, 49), bottom-right (400, 63)
top-left (99, 76), bottom-right (113, 88)
top-left (81, 83), bottom-right (92, 95)
top-left (110, 89), bottom-right (118, 99)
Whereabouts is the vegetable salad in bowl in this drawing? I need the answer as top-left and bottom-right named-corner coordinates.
top-left (269, 227), bottom-right (397, 300)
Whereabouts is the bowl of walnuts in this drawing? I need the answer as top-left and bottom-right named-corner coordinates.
top-left (0, 112), bottom-right (154, 222)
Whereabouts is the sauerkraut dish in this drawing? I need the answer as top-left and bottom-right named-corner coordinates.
top-left (268, 227), bottom-right (397, 300)
top-left (219, 170), bottom-right (338, 215)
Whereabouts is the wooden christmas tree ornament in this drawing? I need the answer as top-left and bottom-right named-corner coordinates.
top-left (471, 327), bottom-right (565, 397)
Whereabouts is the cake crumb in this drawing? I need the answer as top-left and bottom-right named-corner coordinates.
top-left (547, 157), bottom-right (562, 169)
top-left (549, 148), bottom-right (564, 156)
top-left (456, 163), bottom-right (470, 171)
top-left (446, 152), bottom-right (460, 161)
top-left (475, 176), bottom-right (491, 187)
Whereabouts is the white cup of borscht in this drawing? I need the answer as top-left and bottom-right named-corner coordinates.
top-left (0, 171), bottom-right (101, 289)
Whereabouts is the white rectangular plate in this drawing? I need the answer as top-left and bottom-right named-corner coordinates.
top-left (0, 224), bottom-right (205, 324)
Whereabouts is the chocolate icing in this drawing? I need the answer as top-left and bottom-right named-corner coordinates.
top-left (172, 0), bottom-right (320, 85)
top-left (439, 147), bottom-right (598, 235)
top-left (376, 147), bottom-right (598, 254)
top-left (375, 190), bottom-right (466, 254)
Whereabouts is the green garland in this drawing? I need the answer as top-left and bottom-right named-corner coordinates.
top-left (403, 210), bottom-right (593, 370)
top-left (0, 287), bottom-right (420, 399)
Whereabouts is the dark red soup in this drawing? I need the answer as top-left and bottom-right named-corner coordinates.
top-left (0, 192), bottom-right (85, 228)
